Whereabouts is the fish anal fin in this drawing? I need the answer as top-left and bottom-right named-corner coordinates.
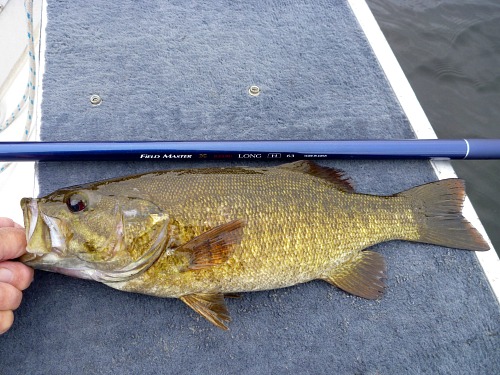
top-left (279, 161), bottom-right (354, 192)
top-left (322, 250), bottom-right (386, 300)
top-left (177, 219), bottom-right (245, 271)
top-left (180, 293), bottom-right (231, 330)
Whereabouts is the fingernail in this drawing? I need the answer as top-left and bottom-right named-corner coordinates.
top-left (0, 268), bottom-right (14, 283)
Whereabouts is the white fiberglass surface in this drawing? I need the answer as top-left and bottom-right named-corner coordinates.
top-left (0, 0), bottom-right (44, 224)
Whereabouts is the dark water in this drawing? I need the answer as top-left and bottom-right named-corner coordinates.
top-left (367, 0), bottom-right (500, 256)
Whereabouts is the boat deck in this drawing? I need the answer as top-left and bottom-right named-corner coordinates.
top-left (1, 1), bottom-right (499, 373)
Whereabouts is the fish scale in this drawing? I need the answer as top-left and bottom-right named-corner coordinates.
top-left (21, 161), bottom-right (489, 329)
top-left (106, 168), bottom-right (417, 294)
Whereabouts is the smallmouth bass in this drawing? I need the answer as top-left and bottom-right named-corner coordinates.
top-left (20, 161), bottom-right (489, 329)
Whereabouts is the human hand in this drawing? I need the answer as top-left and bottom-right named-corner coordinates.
top-left (0, 218), bottom-right (34, 334)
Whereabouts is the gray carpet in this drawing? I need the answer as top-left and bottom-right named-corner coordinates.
top-left (1, 1), bottom-right (499, 374)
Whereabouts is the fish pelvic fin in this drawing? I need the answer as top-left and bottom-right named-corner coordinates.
top-left (322, 250), bottom-right (386, 300)
top-left (279, 161), bottom-right (355, 192)
top-left (180, 293), bottom-right (231, 330)
top-left (176, 219), bottom-right (245, 271)
top-left (398, 179), bottom-right (490, 251)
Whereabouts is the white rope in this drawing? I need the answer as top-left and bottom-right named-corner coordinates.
top-left (0, 0), bottom-right (36, 173)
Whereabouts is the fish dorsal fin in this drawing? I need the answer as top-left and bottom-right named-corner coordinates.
top-left (180, 293), bottom-right (231, 330)
top-left (322, 250), bottom-right (386, 299)
top-left (176, 219), bottom-right (245, 270)
top-left (279, 161), bottom-right (354, 192)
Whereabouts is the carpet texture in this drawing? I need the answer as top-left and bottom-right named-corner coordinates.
top-left (1, 1), bottom-right (499, 374)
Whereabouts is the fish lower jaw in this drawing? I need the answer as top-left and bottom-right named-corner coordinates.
top-left (24, 248), bottom-right (46, 256)
top-left (20, 253), bottom-right (98, 280)
top-left (21, 252), bottom-right (61, 265)
top-left (19, 253), bottom-right (41, 263)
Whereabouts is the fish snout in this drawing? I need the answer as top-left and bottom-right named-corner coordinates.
top-left (20, 198), bottom-right (66, 256)
top-left (20, 197), bottom-right (49, 264)
top-left (21, 197), bottom-right (39, 246)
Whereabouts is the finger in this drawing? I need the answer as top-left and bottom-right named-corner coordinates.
top-left (0, 262), bottom-right (34, 290)
top-left (0, 218), bottom-right (19, 228)
top-left (0, 227), bottom-right (27, 261)
top-left (0, 310), bottom-right (14, 335)
top-left (0, 282), bottom-right (22, 310)
top-left (0, 218), bottom-right (23, 229)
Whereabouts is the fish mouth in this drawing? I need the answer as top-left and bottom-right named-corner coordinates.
top-left (19, 200), bottom-right (85, 276)
top-left (20, 198), bottom-right (66, 259)
top-left (21, 197), bottom-right (38, 246)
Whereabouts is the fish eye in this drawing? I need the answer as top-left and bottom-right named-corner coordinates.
top-left (65, 192), bottom-right (89, 213)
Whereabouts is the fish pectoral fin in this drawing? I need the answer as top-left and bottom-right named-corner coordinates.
top-left (180, 293), bottom-right (231, 330)
top-left (322, 250), bottom-right (387, 300)
top-left (176, 219), bottom-right (245, 271)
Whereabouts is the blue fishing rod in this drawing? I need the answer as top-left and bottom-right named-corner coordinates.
top-left (0, 139), bottom-right (499, 161)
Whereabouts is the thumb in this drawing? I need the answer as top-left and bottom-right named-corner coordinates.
top-left (0, 228), bottom-right (27, 261)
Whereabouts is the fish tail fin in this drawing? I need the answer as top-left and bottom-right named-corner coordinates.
top-left (398, 179), bottom-right (490, 251)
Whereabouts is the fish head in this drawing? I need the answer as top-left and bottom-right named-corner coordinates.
top-left (20, 186), bottom-right (170, 283)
